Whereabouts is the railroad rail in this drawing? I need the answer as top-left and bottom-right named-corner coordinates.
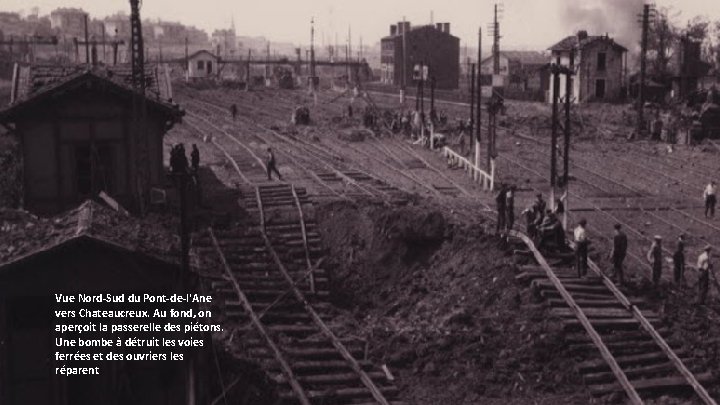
top-left (510, 231), bottom-right (715, 403)
top-left (194, 184), bottom-right (403, 404)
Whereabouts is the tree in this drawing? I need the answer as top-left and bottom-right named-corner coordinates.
top-left (648, 9), bottom-right (678, 77)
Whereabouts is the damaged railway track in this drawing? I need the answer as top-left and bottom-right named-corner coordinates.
top-left (194, 184), bottom-right (404, 404)
top-left (510, 231), bottom-right (716, 403)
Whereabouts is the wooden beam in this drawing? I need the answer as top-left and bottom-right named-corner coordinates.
top-left (509, 230), bottom-right (643, 404)
top-left (291, 185), bottom-right (316, 294)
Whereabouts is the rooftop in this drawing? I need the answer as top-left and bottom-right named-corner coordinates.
top-left (0, 200), bottom-right (179, 272)
top-left (548, 34), bottom-right (628, 53)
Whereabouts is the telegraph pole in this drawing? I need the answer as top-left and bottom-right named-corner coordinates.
top-left (400, 16), bottom-right (407, 104)
top-left (475, 27), bottom-right (482, 177)
top-left (84, 13), bottom-right (90, 64)
top-left (492, 4), bottom-right (500, 75)
top-left (550, 56), bottom-right (560, 210)
top-left (470, 63), bottom-right (476, 153)
top-left (637, 4), bottom-right (652, 136)
top-left (310, 17), bottom-right (317, 95)
top-left (563, 51), bottom-right (575, 229)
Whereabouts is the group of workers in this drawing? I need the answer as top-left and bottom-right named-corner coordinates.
top-left (170, 143), bottom-right (200, 175)
top-left (496, 186), bottom-right (717, 305)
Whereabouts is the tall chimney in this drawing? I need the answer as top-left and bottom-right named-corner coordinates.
top-left (436, 23), bottom-right (442, 31)
top-left (390, 24), bottom-right (397, 36)
top-left (397, 21), bottom-right (404, 35)
top-left (577, 30), bottom-right (588, 42)
top-left (444, 23), bottom-right (450, 34)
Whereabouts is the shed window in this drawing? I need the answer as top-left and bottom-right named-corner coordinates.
top-left (197, 60), bottom-right (204, 70)
top-left (597, 52), bottom-right (606, 71)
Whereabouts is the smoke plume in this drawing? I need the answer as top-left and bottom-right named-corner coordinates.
top-left (558, 0), bottom-right (643, 53)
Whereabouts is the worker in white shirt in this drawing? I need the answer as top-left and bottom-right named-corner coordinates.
top-left (697, 246), bottom-right (713, 304)
top-left (704, 181), bottom-right (717, 218)
top-left (574, 219), bottom-right (589, 277)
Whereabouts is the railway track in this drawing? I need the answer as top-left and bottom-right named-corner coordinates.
top-left (193, 184), bottom-right (404, 404)
top-left (510, 232), bottom-right (716, 403)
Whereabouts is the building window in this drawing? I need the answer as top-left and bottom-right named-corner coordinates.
top-left (197, 60), bottom-right (204, 70)
top-left (597, 52), bottom-right (606, 71)
top-left (207, 61), bottom-right (213, 74)
top-left (595, 79), bottom-right (606, 99)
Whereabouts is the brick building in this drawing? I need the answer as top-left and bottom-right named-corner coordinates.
top-left (380, 21), bottom-right (460, 90)
top-left (548, 30), bottom-right (627, 103)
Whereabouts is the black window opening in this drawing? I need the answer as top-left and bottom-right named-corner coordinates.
top-left (197, 60), bottom-right (204, 70)
top-left (207, 61), bottom-right (213, 74)
top-left (595, 79), bottom-right (606, 99)
top-left (597, 52), bottom-right (606, 71)
top-left (75, 144), bottom-right (114, 197)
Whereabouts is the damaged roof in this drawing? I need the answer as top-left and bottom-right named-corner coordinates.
top-left (1, 63), bottom-right (183, 122)
top-left (548, 35), bottom-right (627, 53)
top-left (0, 200), bottom-right (179, 273)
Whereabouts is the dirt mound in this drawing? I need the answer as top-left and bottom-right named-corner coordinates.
top-left (318, 201), bottom-right (586, 404)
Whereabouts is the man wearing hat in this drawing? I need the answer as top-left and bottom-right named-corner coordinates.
top-left (495, 183), bottom-right (507, 234)
top-left (574, 219), bottom-right (589, 277)
top-left (647, 236), bottom-right (663, 286)
top-left (696, 245), bottom-right (713, 304)
top-left (673, 235), bottom-right (686, 285)
top-left (608, 224), bottom-right (628, 285)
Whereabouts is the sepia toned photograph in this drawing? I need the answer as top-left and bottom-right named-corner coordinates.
top-left (1, 0), bottom-right (720, 404)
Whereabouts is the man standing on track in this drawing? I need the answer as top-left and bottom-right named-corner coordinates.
top-left (673, 237), bottom-right (686, 285)
top-left (495, 184), bottom-right (507, 234)
top-left (190, 144), bottom-right (200, 172)
top-left (506, 185), bottom-right (516, 231)
top-left (704, 181), bottom-right (717, 218)
top-left (696, 245), bottom-right (713, 304)
top-left (574, 219), bottom-right (589, 277)
top-left (266, 147), bottom-right (282, 181)
top-left (647, 236), bottom-right (663, 287)
top-left (608, 224), bottom-right (628, 285)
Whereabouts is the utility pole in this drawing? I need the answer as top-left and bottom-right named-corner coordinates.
top-left (84, 13), bottom-right (90, 64)
top-left (184, 37), bottom-right (188, 72)
top-left (550, 56), bottom-right (560, 210)
top-left (637, 4), bottom-right (652, 136)
top-left (246, 49), bottom-right (252, 91)
top-left (130, 0), bottom-right (148, 215)
top-left (400, 16), bottom-right (407, 104)
top-left (476, 27), bottom-right (482, 177)
top-left (492, 4), bottom-right (500, 75)
top-left (563, 51), bottom-right (575, 229)
top-left (310, 17), bottom-right (317, 100)
top-left (470, 63), bottom-right (476, 154)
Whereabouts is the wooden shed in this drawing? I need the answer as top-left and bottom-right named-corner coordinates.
top-left (0, 64), bottom-right (184, 214)
top-left (0, 200), bottom-right (200, 405)
top-left (186, 50), bottom-right (219, 79)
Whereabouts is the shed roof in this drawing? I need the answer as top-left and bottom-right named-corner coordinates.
top-left (0, 64), bottom-right (183, 123)
top-left (548, 35), bottom-right (627, 53)
top-left (187, 50), bottom-right (218, 60)
top-left (0, 200), bottom-right (179, 273)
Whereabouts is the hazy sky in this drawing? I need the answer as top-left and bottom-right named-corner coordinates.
top-left (2, 0), bottom-right (719, 50)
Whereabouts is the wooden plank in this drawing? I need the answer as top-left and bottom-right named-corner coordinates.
top-left (208, 228), bottom-right (311, 405)
top-left (551, 307), bottom-right (655, 319)
top-left (508, 230), bottom-right (643, 405)
top-left (255, 188), bottom-right (391, 405)
top-left (589, 373), bottom-right (713, 396)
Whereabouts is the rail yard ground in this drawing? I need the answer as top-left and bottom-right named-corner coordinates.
top-left (161, 82), bottom-right (720, 404)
